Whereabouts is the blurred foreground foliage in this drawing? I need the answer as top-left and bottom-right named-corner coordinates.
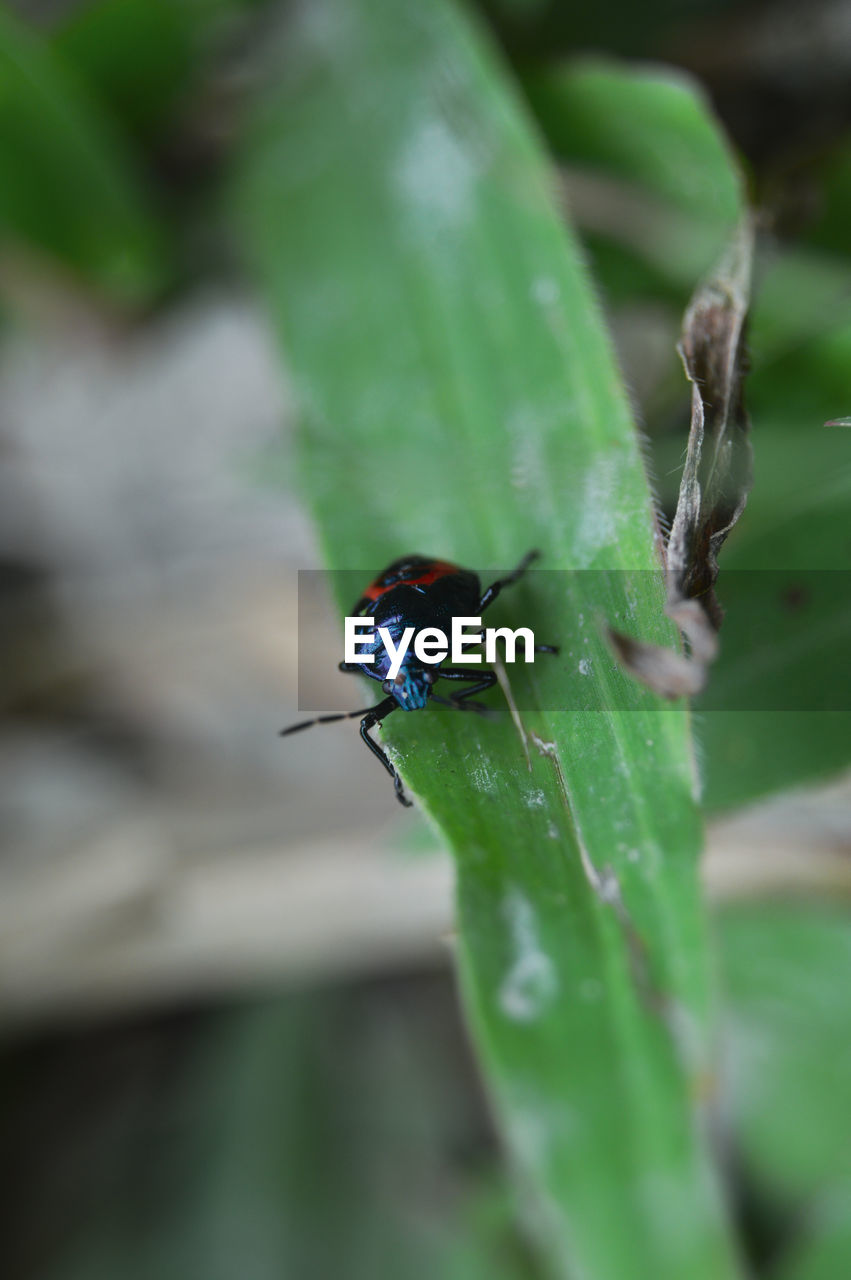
top-left (1, 1), bottom-right (849, 1279)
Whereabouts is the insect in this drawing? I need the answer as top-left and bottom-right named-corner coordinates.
top-left (282, 549), bottom-right (556, 807)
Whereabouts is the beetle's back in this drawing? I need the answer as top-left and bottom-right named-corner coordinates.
top-left (354, 558), bottom-right (482, 683)
top-left (358, 556), bottom-right (480, 616)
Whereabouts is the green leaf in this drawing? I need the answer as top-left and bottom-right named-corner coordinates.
top-left (769, 1197), bottom-right (851, 1280)
top-left (696, 316), bottom-right (851, 812)
top-left (234, 3), bottom-right (740, 1278)
top-left (799, 134), bottom-right (851, 263)
top-left (523, 58), bottom-right (744, 294)
top-left (40, 992), bottom-right (537, 1280)
top-left (719, 904), bottom-right (851, 1200)
top-left (0, 6), bottom-right (167, 302)
top-left (748, 247), bottom-right (851, 368)
top-left (525, 58), bottom-right (742, 224)
top-left (51, 0), bottom-right (264, 143)
top-left (53, 0), bottom-right (198, 141)
top-left (718, 904), bottom-right (851, 1280)
top-left (521, 58), bottom-right (851, 813)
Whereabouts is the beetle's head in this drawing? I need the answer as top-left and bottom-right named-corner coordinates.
top-left (382, 664), bottom-right (437, 711)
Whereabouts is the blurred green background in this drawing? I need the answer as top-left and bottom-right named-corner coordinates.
top-left (1, 1), bottom-right (849, 1278)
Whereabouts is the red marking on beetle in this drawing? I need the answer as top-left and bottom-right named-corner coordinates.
top-left (363, 559), bottom-right (460, 601)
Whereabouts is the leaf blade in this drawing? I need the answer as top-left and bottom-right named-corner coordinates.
top-left (0, 7), bottom-right (167, 302)
top-left (234, 4), bottom-right (742, 1277)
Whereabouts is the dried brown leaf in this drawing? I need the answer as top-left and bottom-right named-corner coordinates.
top-left (613, 217), bottom-right (754, 697)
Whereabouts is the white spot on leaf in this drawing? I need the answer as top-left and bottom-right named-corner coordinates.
top-left (531, 275), bottom-right (560, 305)
top-left (470, 764), bottom-right (497, 794)
top-left (396, 118), bottom-right (478, 228)
top-left (499, 888), bottom-right (557, 1022)
top-left (569, 454), bottom-right (643, 565)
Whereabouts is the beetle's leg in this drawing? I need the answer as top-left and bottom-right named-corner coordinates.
top-left (281, 697), bottom-right (409, 808)
top-left (431, 693), bottom-right (494, 717)
top-left (438, 668), bottom-right (497, 693)
top-left (338, 661), bottom-right (362, 673)
top-left (359, 697), bottom-right (412, 807)
top-left (281, 700), bottom-right (389, 736)
top-left (478, 549), bottom-right (540, 613)
top-left (437, 668), bottom-right (498, 709)
top-left (460, 633), bottom-right (558, 658)
top-left (477, 554), bottom-right (559, 653)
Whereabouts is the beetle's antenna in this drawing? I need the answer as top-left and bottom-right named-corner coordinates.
top-left (280, 705), bottom-right (382, 736)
